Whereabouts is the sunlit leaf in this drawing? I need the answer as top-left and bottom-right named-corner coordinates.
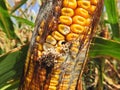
top-left (104, 0), bottom-right (120, 38)
top-left (0, 45), bottom-right (28, 89)
top-left (12, 15), bottom-right (34, 27)
top-left (90, 37), bottom-right (120, 60)
top-left (11, 0), bottom-right (28, 13)
top-left (0, 1), bottom-right (17, 39)
top-left (104, 0), bottom-right (118, 23)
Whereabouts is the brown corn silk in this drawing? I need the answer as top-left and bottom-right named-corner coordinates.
top-left (19, 0), bottom-right (104, 90)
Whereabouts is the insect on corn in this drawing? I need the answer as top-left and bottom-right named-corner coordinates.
top-left (19, 0), bottom-right (104, 90)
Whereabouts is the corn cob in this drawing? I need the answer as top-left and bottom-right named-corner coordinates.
top-left (19, 0), bottom-right (103, 90)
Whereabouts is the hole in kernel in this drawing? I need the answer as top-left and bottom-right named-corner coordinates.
top-left (61, 41), bottom-right (66, 44)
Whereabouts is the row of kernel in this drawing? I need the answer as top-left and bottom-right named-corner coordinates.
top-left (58, 60), bottom-right (75, 90)
top-left (34, 0), bottom-right (99, 54)
top-left (43, 0), bottom-right (98, 44)
top-left (48, 60), bottom-right (61, 90)
top-left (77, 0), bottom-right (98, 14)
top-left (61, 0), bottom-right (77, 41)
top-left (48, 74), bottom-right (60, 90)
top-left (61, 0), bottom-right (91, 41)
top-left (69, 0), bottom-right (99, 89)
top-left (48, 55), bottom-right (67, 89)
top-left (43, 0), bottom-right (98, 45)
top-left (60, 69), bottom-right (74, 89)
top-left (57, 0), bottom-right (88, 89)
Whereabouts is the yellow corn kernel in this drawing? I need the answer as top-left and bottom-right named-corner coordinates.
top-left (70, 24), bottom-right (84, 34)
top-left (58, 24), bottom-right (70, 35)
top-left (75, 66), bottom-right (81, 71)
top-left (38, 28), bottom-right (43, 35)
top-left (35, 36), bottom-right (40, 42)
top-left (39, 76), bottom-right (46, 82)
top-left (55, 6), bottom-right (61, 12)
top-left (64, 74), bottom-right (71, 79)
top-left (56, 46), bottom-right (61, 53)
top-left (30, 85), bottom-right (39, 90)
top-left (49, 82), bottom-right (58, 86)
top-left (43, 43), bottom-right (54, 51)
top-left (91, 0), bottom-right (98, 5)
top-left (63, 78), bottom-right (70, 82)
top-left (38, 44), bottom-right (43, 51)
top-left (50, 79), bottom-right (58, 86)
top-left (89, 5), bottom-right (96, 14)
top-left (51, 74), bottom-right (59, 80)
top-left (48, 86), bottom-right (56, 90)
top-left (61, 8), bottom-right (74, 17)
top-left (69, 84), bottom-right (76, 90)
top-left (75, 8), bottom-right (89, 18)
top-left (40, 68), bottom-right (46, 75)
top-left (40, 20), bottom-right (45, 28)
top-left (59, 84), bottom-right (69, 90)
top-left (37, 50), bottom-right (42, 58)
top-left (72, 79), bottom-right (78, 84)
top-left (53, 69), bottom-right (61, 74)
top-left (50, 78), bottom-right (59, 82)
top-left (62, 79), bottom-right (69, 84)
top-left (59, 16), bottom-right (72, 25)
top-left (73, 15), bottom-right (86, 25)
top-left (52, 31), bottom-right (65, 40)
top-left (66, 33), bottom-right (79, 41)
top-left (57, 56), bottom-right (66, 63)
top-left (71, 47), bottom-right (79, 54)
top-left (76, 62), bottom-right (82, 67)
top-left (69, 87), bottom-right (76, 90)
top-left (46, 35), bottom-right (57, 45)
top-left (44, 84), bottom-right (49, 90)
top-left (26, 77), bottom-right (31, 82)
top-left (77, 1), bottom-right (90, 10)
top-left (86, 18), bottom-right (91, 26)
top-left (63, 0), bottom-right (77, 9)
top-left (72, 41), bottom-right (80, 47)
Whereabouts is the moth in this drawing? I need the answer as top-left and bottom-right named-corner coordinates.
top-left (19, 0), bottom-right (104, 90)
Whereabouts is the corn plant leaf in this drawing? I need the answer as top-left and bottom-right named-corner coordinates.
top-left (11, 0), bottom-right (28, 13)
top-left (12, 15), bottom-right (34, 27)
top-left (0, 45), bottom-right (28, 89)
top-left (0, 80), bottom-right (19, 90)
top-left (0, 1), bottom-right (17, 39)
top-left (90, 37), bottom-right (120, 60)
top-left (0, 7), bottom-right (34, 28)
top-left (104, 0), bottom-right (120, 38)
top-left (104, 0), bottom-right (118, 23)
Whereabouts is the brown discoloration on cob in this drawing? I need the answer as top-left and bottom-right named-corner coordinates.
top-left (19, 0), bottom-right (104, 90)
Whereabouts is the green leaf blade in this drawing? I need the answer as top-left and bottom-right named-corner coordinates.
top-left (90, 37), bottom-right (120, 60)
top-left (0, 1), bottom-right (17, 39)
top-left (0, 45), bottom-right (28, 89)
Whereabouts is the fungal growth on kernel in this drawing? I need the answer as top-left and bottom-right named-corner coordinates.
top-left (19, 0), bottom-right (104, 90)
